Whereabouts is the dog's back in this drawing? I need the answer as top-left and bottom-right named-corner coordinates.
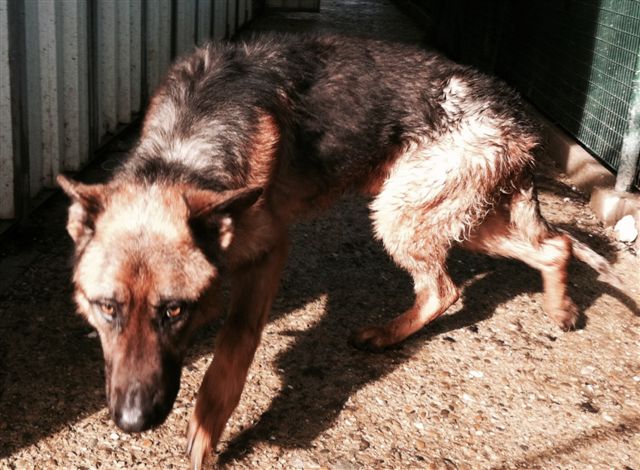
top-left (124, 35), bottom-right (537, 208)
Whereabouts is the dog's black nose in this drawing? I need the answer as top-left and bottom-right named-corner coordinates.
top-left (107, 356), bottom-right (181, 433)
top-left (115, 404), bottom-right (149, 433)
top-left (112, 383), bottom-right (159, 433)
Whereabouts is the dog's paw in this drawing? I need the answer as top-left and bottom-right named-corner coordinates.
top-left (186, 413), bottom-right (212, 470)
top-left (349, 326), bottom-right (390, 352)
top-left (547, 300), bottom-right (579, 332)
top-left (557, 311), bottom-right (579, 332)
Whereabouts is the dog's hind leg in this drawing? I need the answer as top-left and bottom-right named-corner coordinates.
top-left (350, 258), bottom-right (460, 351)
top-left (462, 183), bottom-right (578, 330)
top-left (187, 237), bottom-right (288, 469)
top-left (351, 144), bottom-right (471, 351)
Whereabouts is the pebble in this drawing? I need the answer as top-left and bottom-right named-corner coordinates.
top-left (359, 438), bottom-right (371, 451)
top-left (291, 457), bottom-right (320, 468)
top-left (580, 366), bottom-right (596, 376)
top-left (13, 459), bottom-right (30, 470)
top-left (614, 215), bottom-right (638, 243)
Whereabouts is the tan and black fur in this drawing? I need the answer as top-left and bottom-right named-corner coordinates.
top-left (58, 34), bottom-right (618, 469)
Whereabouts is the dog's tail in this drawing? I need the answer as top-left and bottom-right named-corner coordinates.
top-left (562, 230), bottom-right (623, 288)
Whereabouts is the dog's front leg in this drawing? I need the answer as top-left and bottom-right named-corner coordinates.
top-left (187, 238), bottom-right (288, 469)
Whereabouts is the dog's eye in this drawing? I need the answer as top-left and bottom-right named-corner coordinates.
top-left (165, 303), bottom-right (182, 319)
top-left (98, 301), bottom-right (116, 319)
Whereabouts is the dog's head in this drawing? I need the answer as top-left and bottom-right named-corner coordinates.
top-left (58, 175), bottom-right (261, 432)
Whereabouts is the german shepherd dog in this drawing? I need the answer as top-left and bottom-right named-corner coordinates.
top-left (58, 34), bottom-right (617, 468)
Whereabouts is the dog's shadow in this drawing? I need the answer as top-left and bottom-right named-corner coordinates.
top-left (0, 196), bottom-right (107, 459)
top-left (201, 193), bottom-right (638, 465)
top-left (0, 179), bottom-right (635, 462)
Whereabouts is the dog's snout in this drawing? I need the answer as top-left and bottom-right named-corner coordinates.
top-left (106, 353), bottom-right (182, 434)
top-left (112, 383), bottom-right (160, 433)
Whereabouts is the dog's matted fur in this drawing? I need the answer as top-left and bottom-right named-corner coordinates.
top-left (58, 34), bottom-right (618, 468)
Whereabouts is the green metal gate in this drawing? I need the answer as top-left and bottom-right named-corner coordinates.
top-left (421, 0), bottom-right (640, 190)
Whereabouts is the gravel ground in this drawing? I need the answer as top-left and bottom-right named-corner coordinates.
top-left (1, 1), bottom-right (639, 469)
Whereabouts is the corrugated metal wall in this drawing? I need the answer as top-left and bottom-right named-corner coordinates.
top-left (1, 0), bottom-right (255, 222)
top-left (421, 0), bottom-right (640, 191)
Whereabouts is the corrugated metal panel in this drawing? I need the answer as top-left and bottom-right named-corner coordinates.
top-left (97, 0), bottom-right (118, 136)
top-left (228, 0), bottom-right (238, 37)
top-left (238, 0), bottom-right (247, 26)
top-left (213, 0), bottom-right (228, 40)
top-left (61, 0), bottom-right (90, 171)
top-left (117, 1), bottom-right (132, 124)
top-left (0, 0), bottom-right (13, 219)
top-left (247, 0), bottom-right (254, 22)
top-left (36, 0), bottom-right (63, 189)
top-left (175, 0), bottom-right (197, 57)
top-left (145, 0), bottom-right (162, 93)
top-left (145, 0), bottom-right (173, 95)
top-left (23, 0), bottom-right (43, 197)
top-left (1, 0), bottom-right (255, 223)
top-left (197, 0), bottom-right (213, 45)
top-left (129, 0), bottom-right (143, 115)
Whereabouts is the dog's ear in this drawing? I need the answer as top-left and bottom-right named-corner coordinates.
top-left (186, 186), bottom-right (263, 219)
top-left (185, 187), bottom-right (263, 250)
top-left (57, 174), bottom-right (106, 245)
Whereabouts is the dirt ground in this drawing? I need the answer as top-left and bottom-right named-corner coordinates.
top-left (1, 1), bottom-right (640, 469)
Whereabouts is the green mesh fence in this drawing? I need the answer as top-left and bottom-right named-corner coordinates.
top-left (421, 0), bottom-right (640, 190)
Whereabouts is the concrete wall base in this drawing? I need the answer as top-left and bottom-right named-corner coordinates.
top-left (535, 112), bottom-right (640, 248)
top-left (589, 187), bottom-right (640, 227)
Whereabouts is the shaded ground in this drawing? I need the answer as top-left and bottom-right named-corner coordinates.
top-left (1, 1), bottom-right (639, 469)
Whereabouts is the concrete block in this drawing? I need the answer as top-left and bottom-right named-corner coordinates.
top-left (538, 115), bottom-right (616, 194)
top-left (589, 187), bottom-right (640, 227)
